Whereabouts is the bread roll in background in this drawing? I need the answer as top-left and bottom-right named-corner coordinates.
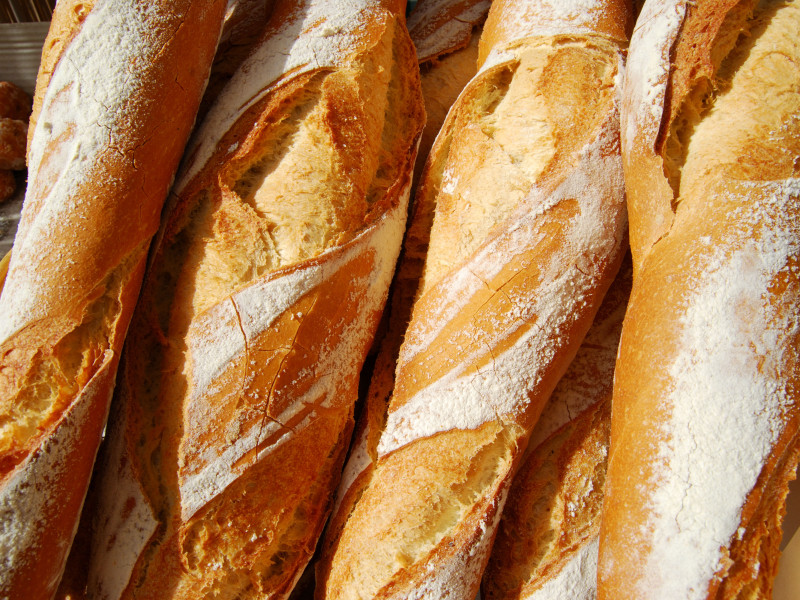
top-left (482, 256), bottom-right (631, 600)
top-left (0, 81), bottom-right (31, 204)
top-left (598, 0), bottom-right (800, 597)
top-left (315, 0), bottom-right (630, 597)
top-left (0, 1), bottom-right (227, 598)
top-left (76, 1), bottom-right (425, 598)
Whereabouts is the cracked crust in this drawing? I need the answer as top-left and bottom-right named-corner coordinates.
top-left (81, 1), bottom-right (425, 598)
top-left (0, 2), bottom-right (227, 598)
top-left (315, 1), bottom-right (629, 598)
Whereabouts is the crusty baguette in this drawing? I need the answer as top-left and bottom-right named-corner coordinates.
top-left (80, 1), bottom-right (425, 598)
top-left (315, 1), bottom-right (630, 597)
top-left (598, 0), bottom-right (800, 598)
top-left (481, 257), bottom-right (631, 600)
top-left (315, 2), bottom-right (488, 592)
top-left (0, 2), bottom-right (226, 598)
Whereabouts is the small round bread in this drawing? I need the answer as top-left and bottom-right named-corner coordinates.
top-left (0, 170), bottom-right (15, 203)
top-left (0, 82), bottom-right (32, 122)
top-left (0, 118), bottom-right (26, 170)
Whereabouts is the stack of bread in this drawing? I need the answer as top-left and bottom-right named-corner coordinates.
top-left (0, 0), bottom-right (798, 599)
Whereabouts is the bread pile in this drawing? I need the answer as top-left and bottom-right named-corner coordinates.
top-left (0, 0), bottom-right (797, 599)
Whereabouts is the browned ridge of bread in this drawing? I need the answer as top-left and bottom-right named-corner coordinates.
top-left (78, 1), bottom-right (425, 599)
top-left (599, 0), bottom-right (800, 598)
top-left (481, 257), bottom-right (632, 600)
top-left (0, 1), bottom-right (226, 597)
top-left (315, 0), bottom-right (631, 598)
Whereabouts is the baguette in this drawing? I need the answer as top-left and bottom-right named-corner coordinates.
top-left (316, 1), bottom-right (488, 591)
top-left (315, 1), bottom-right (630, 597)
top-left (0, 2), bottom-right (226, 597)
top-left (481, 256), bottom-right (631, 600)
top-left (598, 0), bottom-right (800, 597)
top-left (80, 1), bottom-right (425, 598)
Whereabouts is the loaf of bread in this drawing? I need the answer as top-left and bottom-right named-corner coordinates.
top-left (0, 2), bottom-right (226, 597)
top-left (598, 0), bottom-right (800, 597)
top-left (0, 118), bottom-right (26, 171)
top-left (315, 1), bottom-right (488, 593)
top-left (0, 81), bottom-right (32, 122)
top-left (315, 0), bottom-right (630, 597)
top-left (79, 1), bottom-right (425, 598)
top-left (481, 257), bottom-right (631, 600)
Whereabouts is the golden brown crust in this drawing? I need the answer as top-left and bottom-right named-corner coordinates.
top-left (0, 1), bottom-right (227, 597)
top-left (316, 0), bottom-right (630, 597)
top-left (600, 1), bottom-right (800, 597)
top-left (478, 0), bottom-right (631, 68)
top-left (82, 2), bottom-right (425, 598)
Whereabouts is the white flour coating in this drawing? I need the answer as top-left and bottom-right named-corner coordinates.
top-left (440, 166), bottom-right (459, 194)
top-left (622, 0), bottom-right (685, 154)
top-left (187, 265), bottom-right (320, 403)
top-left (408, 0), bottom-right (491, 63)
top-left (639, 181), bottom-right (800, 599)
top-left (0, 351), bottom-right (113, 597)
top-left (399, 488), bottom-right (508, 600)
top-left (529, 278), bottom-right (624, 448)
top-left (480, 0), bottom-right (615, 71)
top-left (179, 196), bottom-right (408, 520)
top-left (379, 91), bottom-right (625, 455)
top-left (176, 0), bottom-right (380, 190)
top-left (0, 0), bottom-right (170, 342)
top-left (86, 391), bottom-right (158, 600)
top-left (526, 536), bottom-right (599, 600)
